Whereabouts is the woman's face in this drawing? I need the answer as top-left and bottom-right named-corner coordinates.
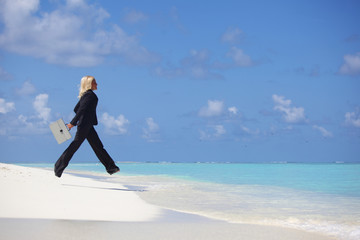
top-left (91, 79), bottom-right (98, 90)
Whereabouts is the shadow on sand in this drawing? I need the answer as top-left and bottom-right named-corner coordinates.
top-left (62, 184), bottom-right (147, 192)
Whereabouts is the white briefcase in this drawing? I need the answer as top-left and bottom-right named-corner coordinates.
top-left (49, 119), bottom-right (72, 144)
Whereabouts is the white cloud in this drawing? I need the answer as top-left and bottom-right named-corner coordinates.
top-left (66, 0), bottom-right (87, 8)
top-left (227, 47), bottom-right (253, 67)
top-left (154, 49), bottom-right (224, 80)
top-left (345, 110), bottom-right (360, 128)
top-left (153, 65), bottom-right (184, 79)
top-left (146, 118), bottom-right (159, 132)
top-left (273, 94), bottom-right (291, 107)
top-left (0, 92), bottom-right (55, 136)
top-left (142, 117), bottom-right (160, 142)
top-left (0, 98), bottom-right (15, 114)
top-left (199, 100), bottom-right (224, 117)
top-left (272, 94), bottom-right (307, 123)
top-left (200, 125), bottom-right (226, 140)
top-left (123, 10), bottom-right (148, 24)
top-left (228, 106), bottom-right (238, 115)
top-left (16, 81), bottom-right (36, 96)
top-left (155, 27), bottom-right (255, 80)
top-left (0, 0), bottom-right (159, 67)
top-left (1, 112), bottom-right (49, 136)
top-left (33, 94), bottom-right (51, 123)
top-left (17, 114), bottom-right (35, 130)
top-left (240, 126), bottom-right (260, 136)
top-left (221, 27), bottom-right (243, 44)
top-left (0, 94), bottom-right (51, 136)
top-left (101, 112), bottom-right (130, 135)
top-left (313, 125), bottom-right (333, 137)
top-left (339, 52), bottom-right (360, 76)
top-left (184, 49), bottom-right (223, 80)
top-left (14, 112), bottom-right (49, 135)
top-left (214, 125), bottom-right (226, 136)
top-left (155, 44), bottom-right (256, 80)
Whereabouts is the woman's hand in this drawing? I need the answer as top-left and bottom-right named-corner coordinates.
top-left (67, 123), bottom-right (74, 130)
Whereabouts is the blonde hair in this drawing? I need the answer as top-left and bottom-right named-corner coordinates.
top-left (78, 75), bottom-right (95, 98)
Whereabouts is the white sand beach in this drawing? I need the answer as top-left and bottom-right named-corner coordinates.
top-left (0, 163), bottom-right (334, 240)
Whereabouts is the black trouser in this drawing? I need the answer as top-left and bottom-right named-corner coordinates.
top-left (55, 125), bottom-right (118, 177)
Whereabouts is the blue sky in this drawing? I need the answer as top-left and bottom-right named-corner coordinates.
top-left (0, 0), bottom-right (359, 163)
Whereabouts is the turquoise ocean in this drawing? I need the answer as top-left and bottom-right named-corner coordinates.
top-left (22, 162), bottom-right (360, 239)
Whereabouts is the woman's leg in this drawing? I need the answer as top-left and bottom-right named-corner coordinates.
top-left (54, 126), bottom-right (90, 177)
top-left (86, 126), bottom-right (119, 174)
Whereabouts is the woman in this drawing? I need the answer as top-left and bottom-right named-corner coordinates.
top-left (55, 76), bottom-right (120, 178)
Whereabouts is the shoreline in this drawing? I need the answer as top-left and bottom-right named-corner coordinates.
top-left (0, 163), bottom-right (334, 240)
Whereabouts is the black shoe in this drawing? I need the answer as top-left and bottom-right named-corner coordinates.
top-left (55, 172), bottom-right (62, 178)
top-left (108, 167), bottom-right (120, 175)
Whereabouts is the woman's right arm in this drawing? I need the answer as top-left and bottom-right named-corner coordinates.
top-left (70, 93), bottom-right (94, 126)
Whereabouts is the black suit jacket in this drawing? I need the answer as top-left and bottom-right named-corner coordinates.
top-left (70, 90), bottom-right (98, 127)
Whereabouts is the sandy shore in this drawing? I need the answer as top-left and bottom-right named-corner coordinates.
top-left (0, 163), bottom-right (334, 240)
